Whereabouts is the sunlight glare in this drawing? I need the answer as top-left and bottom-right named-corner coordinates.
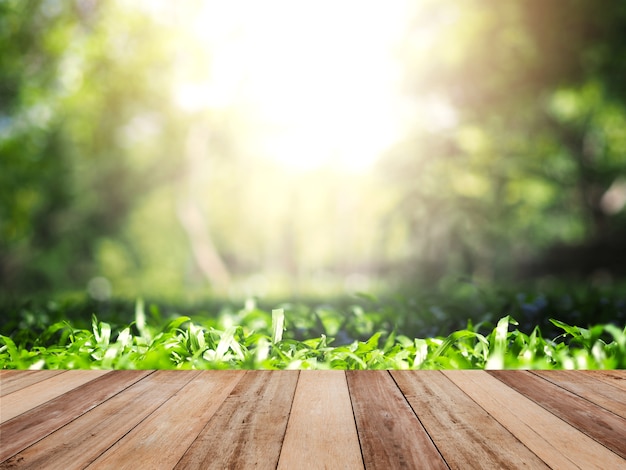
top-left (174, 0), bottom-right (410, 172)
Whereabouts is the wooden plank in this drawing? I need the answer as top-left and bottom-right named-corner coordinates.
top-left (490, 370), bottom-right (626, 459)
top-left (444, 370), bottom-right (625, 470)
top-left (174, 370), bottom-right (299, 470)
top-left (0, 370), bottom-right (66, 396)
top-left (1, 371), bottom-right (199, 470)
top-left (277, 371), bottom-right (364, 470)
top-left (0, 370), bottom-right (109, 423)
top-left (346, 371), bottom-right (447, 470)
top-left (585, 370), bottom-right (626, 391)
top-left (0, 370), bottom-right (151, 462)
top-left (391, 370), bottom-right (549, 469)
top-left (532, 370), bottom-right (626, 419)
top-left (1, 369), bottom-right (623, 469)
top-left (87, 371), bottom-right (244, 470)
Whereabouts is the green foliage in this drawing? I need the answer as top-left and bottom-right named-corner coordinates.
top-left (1, 300), bottom-right (624, 370)
top-left (2, 1), bottom-right (626, 297)
top-left (383, 0), bottom-right (626, 284)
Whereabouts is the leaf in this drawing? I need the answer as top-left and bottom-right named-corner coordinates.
top-left (116, 327), bottom-right (132, 349)
top-left (412, 338), bottom-right (429, 369)
top-left (272, 308), bottom-right (285, 344)
top-left (550, 319), bottom-right (585, 339)
top-left (216, 326), bottom-right (242, 360)
top-left (431, 330), bottom-right (484, 360)
top-left (486, 315), bottom-right (518, 369)
top-left (92, 318), bottom-right (111, 348)
top-left (166, 316), bottom-right (191, 332)
top-left (135, 298), bottom-right (149, 339)
top-left (383, 331), bottom-right (396, 352)
top-left (0, 335), bottom-right (19, 361)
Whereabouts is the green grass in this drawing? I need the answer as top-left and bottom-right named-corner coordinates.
top-left (1, 298), bottom-right (624, 370)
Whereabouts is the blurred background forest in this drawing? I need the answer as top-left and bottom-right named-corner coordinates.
top-left (2, 0), bottom-right (626, 304)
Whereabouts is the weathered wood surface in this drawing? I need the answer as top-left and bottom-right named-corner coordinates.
top-left (1, 370), bottom-right (624, 469)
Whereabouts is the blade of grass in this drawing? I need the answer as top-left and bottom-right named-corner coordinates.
top-left (272, 308), bottom-right (285, 344)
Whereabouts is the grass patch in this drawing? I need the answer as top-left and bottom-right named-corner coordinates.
top-left (1, 297), bottom-right (624, 370)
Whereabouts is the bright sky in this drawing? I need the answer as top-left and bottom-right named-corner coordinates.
top-left (173, 0), bottom-right (412, 172)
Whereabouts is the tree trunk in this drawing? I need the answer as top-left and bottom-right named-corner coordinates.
top-left (177, 122), bottom-right (231, 290)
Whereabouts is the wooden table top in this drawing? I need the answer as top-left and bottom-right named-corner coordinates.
top-left (1, 370), bottom-right (625, 469)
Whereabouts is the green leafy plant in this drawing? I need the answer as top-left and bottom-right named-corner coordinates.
top-left (1, 300), bottom-right (624, 370)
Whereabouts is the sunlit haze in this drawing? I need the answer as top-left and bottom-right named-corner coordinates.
top-left (173, 1), bottom-right (411, 172)
top-left (5, 0), bottom-right (625, 300)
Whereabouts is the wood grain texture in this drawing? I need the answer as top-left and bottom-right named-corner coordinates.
top-left (1, 370), bottom-right (625, 469)
top-left (391, 370), bottom-right (548, 469)
top-left (277, 371), bottom-right (364, 470)
top-left (88, 370), bottom-right (244, 470)
top-left (444, 370), bottom-right (625, 470)
top-left (0, 370), bottom-right (109, 423)
top-left (347, 371), bottom-right (447, 470)
top-left (532, 370), bottom-right (626, 419)
top-left (585, 370), bottom-right (626, 391)
top-left (489, 370), bottom-right (626, 459)
top-left (0, 370), bottom-right (66, 396)
top-left (1, 371), bottom-right (198, 470)
top-left (174, 370), bottom-right (299, 470)
top-left (0, 370), bottom-right (151, 462)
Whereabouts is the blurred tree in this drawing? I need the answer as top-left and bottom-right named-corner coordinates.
top-left (0, 0), bottom-right (78, 291)
top-left (384, 0), bottom-right (626, 284)
top-left (0, 1), bottom-right (189, 294)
